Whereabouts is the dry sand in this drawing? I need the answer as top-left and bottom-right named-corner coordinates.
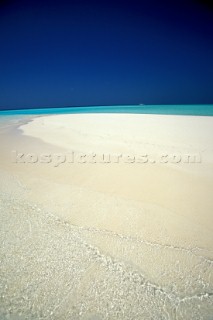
top-left (0, 113), bottom-right (213, 319)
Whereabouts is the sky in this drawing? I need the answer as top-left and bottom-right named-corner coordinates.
top-left (0, 0), bottom-right (213, 109)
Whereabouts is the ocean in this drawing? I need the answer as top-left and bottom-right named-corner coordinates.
top-left (0, 104), bottom-right (213, 116)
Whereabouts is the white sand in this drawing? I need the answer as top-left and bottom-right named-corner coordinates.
top-left (19, 114), bottom-right (213, 246)
top-left (21, 113), bottom-right (213, 163)
top-left (0, 113), bottom-right (213, 319)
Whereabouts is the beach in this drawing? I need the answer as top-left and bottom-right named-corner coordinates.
top-left (0, 113), bottom-right (213, 319)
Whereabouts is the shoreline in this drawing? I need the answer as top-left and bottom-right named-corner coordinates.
top-left (0, 113), bottom-right (213, 319)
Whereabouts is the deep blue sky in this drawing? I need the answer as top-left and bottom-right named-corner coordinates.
top-left (0, 0), bottom-right (213, 109)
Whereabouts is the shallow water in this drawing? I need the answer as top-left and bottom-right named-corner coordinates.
top-left (0, 171), bottom-right (212, 319)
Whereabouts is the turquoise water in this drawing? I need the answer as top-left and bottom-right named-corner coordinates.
top-left (0, 104), bottom-right (213, 116)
